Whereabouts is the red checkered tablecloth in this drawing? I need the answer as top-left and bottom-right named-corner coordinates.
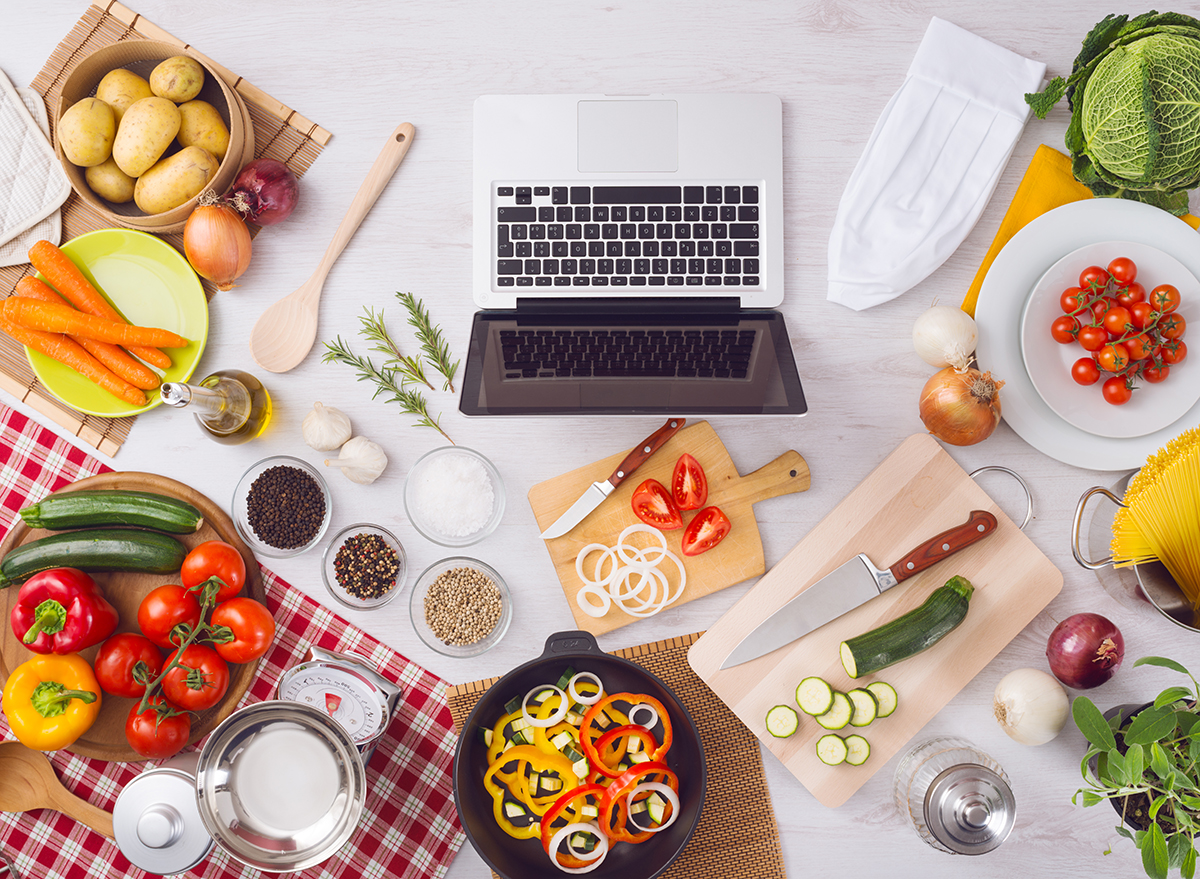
top-left (0, 405), bottom-right (465, 879)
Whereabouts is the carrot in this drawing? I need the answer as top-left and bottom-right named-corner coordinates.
top-left (15, 277), bottom-right (161, 390)
top-left (0, 313), bottom-right (147, 407)
top-left (28, 240), bottom-right (172, 370)
top-left (1, 298), bottom-right (188, 349)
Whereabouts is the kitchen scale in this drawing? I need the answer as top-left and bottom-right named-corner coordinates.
top-left (276, 645), bottom-right (405, 763)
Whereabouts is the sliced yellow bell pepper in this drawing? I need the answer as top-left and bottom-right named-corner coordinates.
top-left (2, 653), bottom-right (101, 751)
top-left (484, 744), bottom-right (581, 838)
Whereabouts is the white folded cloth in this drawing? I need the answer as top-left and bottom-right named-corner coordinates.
top-left (827, 17), bottom-right (1046, 311)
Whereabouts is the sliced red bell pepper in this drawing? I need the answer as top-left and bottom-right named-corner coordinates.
top-left (580, 693), bottom-right (672, 775)
top-left (590, 724), bottom-right (658, 777)
top-left (539, 783), bottom-right (607, 868)
top-left (10, 568), bottom-right (119, 655)
top-left (599, 761), bottom-right (678, 844)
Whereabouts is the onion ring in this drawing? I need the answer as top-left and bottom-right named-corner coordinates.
top-left (576, 584), bottom-right (611, 618)
top-left (548, 822), bottom-right (610, 873)
top-left (521, 685), bottom-right (568, 728)
top-left (572, 526), bottom-right (688, 620)
top-left (628, 702), bottom-right (660, 730)
top-left (576, 544), bottom-right (618, 588)
top-left (568, 672), bottom-right (604, 706)
top-left (625, 782), bottom-right (680, 832)
top-left (615, 523), bottom-right (669, 565)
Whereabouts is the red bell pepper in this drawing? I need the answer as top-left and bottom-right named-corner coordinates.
top-left (10, 568), bottom-right (119, 654)
top-left (580, 693), bottom-right (673, 776)
top-left (598, 761), bottom-right (678, 843)
top-left (539, 783), bottom-right (607, 868)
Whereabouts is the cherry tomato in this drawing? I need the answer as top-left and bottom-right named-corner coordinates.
top-left (1150, 284), bottom-right (1181, 313)
top-left (1160, 339), bottom-right (1188, 365)
top-left (1125, 334), bottom-right (1153, 360)
top-left (162, 644), bottom-right (230, 711)
top-left (670, 453), bottom-right (708, 511)
top-left (1160, 313), bottom-right (1187, 340)
top-left (1143, 364), bottom-right (1170, 383)
top-left (680, 506), bottom-right (732, 556)
top-left (94, 633), bottom-right (164, 698)
top-left (1107, 257), bottom-right (1137, 285)
top-left (1096, 343), bottom-right (1130, 373)
top-left (1102, 306), bottom-right (1133, 337)
top-left (137, 584), bottom-right (202, 649)
top-left (126, 696), bottom-right (190, 760)
top-left (181, 540), bottom-right (246, 603)
top-left (1130, 300), bottom-right (1155, 330)
top-left (1071, 357), bottom-right (1101, 386)
top-left (1060, 287), bottom-right (1085, 313)
top-left (630, 479), bottom-right (682, 530)
top-left (1077, 325), bottom-right (1108, 352)
top-left (1079, 265), bottom-right (1111, 290)
top-left (1116, 281), bottom-right (1146, 308)
top-left (1090, 297), bottom-right (1114, 322)
top-left (210, 598), bottom-right (275, 664)
top-left (1051, 315), bottom-right (1078, 344)
top-left (1102, 376), bottom-right (1133, 406)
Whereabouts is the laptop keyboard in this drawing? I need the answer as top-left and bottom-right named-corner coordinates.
top-left (499, 327), bottom-right (758, 380)
top-left (493, 184), bottom-right (762, 289)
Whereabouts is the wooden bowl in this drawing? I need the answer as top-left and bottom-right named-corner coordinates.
top-left (0, 472), bottom-right (267, 762)
top-left (55, 40), bottom-right (254, 234)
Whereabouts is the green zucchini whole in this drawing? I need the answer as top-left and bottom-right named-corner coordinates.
top-left (0, 528), bottom-right (187, 588)
top-left (840, 575), bottom-right (975, 679)
top-left (19, 490), bottom-right (204, 534)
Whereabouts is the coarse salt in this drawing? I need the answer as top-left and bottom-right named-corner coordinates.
top-left (410, 453), bottom-right (495, 537)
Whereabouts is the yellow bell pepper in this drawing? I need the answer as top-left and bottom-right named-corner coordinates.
top-left (2, 653), bottom-right (101, 751)
top-left (484, 745), bottom-right (581, 838)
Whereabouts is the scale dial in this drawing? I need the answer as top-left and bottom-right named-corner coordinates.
top-left (277, 665), bottom-right (387, 745)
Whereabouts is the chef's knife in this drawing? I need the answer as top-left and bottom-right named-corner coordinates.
top-left (720, 509), bottom-right (998, 669)
top-left (539, 418), bottom-right (685, 540)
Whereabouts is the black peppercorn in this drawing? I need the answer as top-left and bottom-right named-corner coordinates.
top-left (333, 532), bottom-right (400, 600)
top-left (246, 465), bottom-right (326, 549)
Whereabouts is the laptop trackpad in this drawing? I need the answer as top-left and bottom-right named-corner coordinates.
top-left (578, 100), bottom-right (678, 173)
top-left (580, 381), bottom-right (671, 409)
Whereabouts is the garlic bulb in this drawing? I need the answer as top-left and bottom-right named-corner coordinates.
top-left (913, 305), bottom-right (977, 371)
top-left (993, 668), bottom-right (1069, 745)
top-left (325, 436), bottom-right (387, 485)
top-left (303, 402), bottom-right (352, 451)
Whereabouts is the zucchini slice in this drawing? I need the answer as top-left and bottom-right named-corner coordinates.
top-left (846, 689), bottom-right (878, 727)
top-left (795, 677), bottom-right (834, 716)
top-left (865, 681), bottom-right (898, 718)
top-left (844, 734), bottom-right (871, 766)
top-left (816, 734), bottom-right (848, 765)
top-left (765, 704), bottom-right (799, 738)
top-left (814, 691), bottom-right (853, 730)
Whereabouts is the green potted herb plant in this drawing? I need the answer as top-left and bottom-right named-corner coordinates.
top-left (1073, 657), bottom-right (1200, 879)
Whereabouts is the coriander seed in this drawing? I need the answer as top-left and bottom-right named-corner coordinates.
top-left (423, 566), bottom-right (502, 646)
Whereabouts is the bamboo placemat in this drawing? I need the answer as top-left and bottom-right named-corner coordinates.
top-left (0, 2), bottom-right (331, 456)
top-left (448, 632), bottom-right (788, 879)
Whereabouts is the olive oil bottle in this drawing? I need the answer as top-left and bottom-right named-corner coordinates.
top-left (160, 369), bottom-right (272, 444)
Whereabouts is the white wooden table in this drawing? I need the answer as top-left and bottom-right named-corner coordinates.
top-left (3, 3), bottom-right (1196, 877)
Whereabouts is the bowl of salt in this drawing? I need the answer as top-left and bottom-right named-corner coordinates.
top-left (403, 446), bottom-right (505, 547)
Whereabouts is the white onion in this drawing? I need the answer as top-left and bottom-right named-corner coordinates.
top-left (576, 584), bottom-right (611, 618)
top-left (568, 672), bottom-right (604, 706)
top-left (548, 822), bottom-right (610, 873)
top-left (913, 304), bottom-right (977, 370)
top-left (625, 782), bottom-right (680, 832)
top-left (993, 667), bottom-right (1069, 745)
top-left (572, 529), bottom-right (687, 619)
top-left (628, 702), bottom-right (660, 731)
top-left (522, 685), bottom-right (568, 728)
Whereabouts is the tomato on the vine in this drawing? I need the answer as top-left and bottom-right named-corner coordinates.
top-left (1143, 364), bottom-right (1170, 383)
top-left (1116, 281), bottom-right (1145, 308)
top-left (181, 540), bottom-right (246, 603)
top-left (630, 479), bottom-right (682, 530)
top-left (210, 598), bottom-right (275, 664)
top-left (1071, 357), bottom-right (1101, 386)
top-left (126, 696), bottom-right (190, 760)
top-left (1051, 315), bottom-right (1078, 344)
top-left (137, 584), bottom-right (202, 649)
top-left (1077, 325), bottom-right (1108, 351)
top-left (94, 633), bottom-right (164, 698)
top-left (1125, 334), bottom-right (1153, 360)
top-left (1102, 306), bottom-right (1132, 337)
top-left (1090, 297), bottom-right (1114, 322)
top-left (1102, 376), bottom-right (1133, 405)
top-left (1097, 343), bottom-right (1130, 373)
top-left (1160, 340), bottom-right (1188, 365)
top-left (162, 644), bottom-right (229, 711)
top-left (1150, 284), bottom-right (1181, 313)
top-left (1079, 266), bottom-right (1111, 290)
top-left (1161, 313), bottom-right (1187, 340)
top-left (1130, 301), bottom-right (1155, 330)
top-left (680, 506), bottom-right (732, 556)
top-left (1107, 257), bottom-right (1137, 285)
top-left (1060, 287), bottom-right (1085, 313)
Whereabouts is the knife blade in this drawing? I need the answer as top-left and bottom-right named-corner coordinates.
top-left (539, 417), bottom-right (686, 540)
top-left (719, 509), bottom-right (998, 669)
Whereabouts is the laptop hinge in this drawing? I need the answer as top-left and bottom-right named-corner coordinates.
top-left (514, 297), bottom-right (742, 315)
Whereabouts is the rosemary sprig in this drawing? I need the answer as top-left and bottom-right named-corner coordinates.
top-left (322, 337), bottom-right (455, 444)
top-left (397, 291), bottom-right (459, 392)
top-left (357, 306), bottom-right (435, 391)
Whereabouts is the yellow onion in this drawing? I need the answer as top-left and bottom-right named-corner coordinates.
top-left (918, 366), bottom-right (1004, 446)
top-left (183, 194), bottom-right (252, 290)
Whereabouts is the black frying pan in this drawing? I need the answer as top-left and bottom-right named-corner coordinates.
top-left (453, 630), bottom-right (706, 879)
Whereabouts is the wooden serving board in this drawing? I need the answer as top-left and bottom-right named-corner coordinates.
top-left (528, 421), bottom-right (810, 635)
top-left (0, 472), bottom-right (265, 762)
top-left (688, 434), bottom-right (1063, 808)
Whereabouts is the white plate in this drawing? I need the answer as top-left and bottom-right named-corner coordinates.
top-left (976, 199), bottom-right (1200, 471)
top-left (1020, 240), bottom-right (1200, 439)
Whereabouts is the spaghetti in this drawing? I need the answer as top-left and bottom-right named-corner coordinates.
top-left (1112, 426), bottom-right (1200, 611)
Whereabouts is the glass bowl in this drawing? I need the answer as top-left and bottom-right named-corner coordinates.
top-left (409, 557), bottom-right (512, 657)
top-left (403, 446), bottom-right (505, 547)
top-left (321, 523), bottom-right (407, 610)
top-left (232, 456), bottom-right (332, 559)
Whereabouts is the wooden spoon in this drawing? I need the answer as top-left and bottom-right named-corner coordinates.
top-left (249, 121), bottom-right (416, 373)
top-left (0, 741), bottom-right (114, 837)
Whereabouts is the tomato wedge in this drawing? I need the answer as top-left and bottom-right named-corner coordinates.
top-left (671, 453), bottom-right (708, 511)
top-left (681, 506), bottom-right (732, 556)
top-left (630, 479), bottom-right (682, 530)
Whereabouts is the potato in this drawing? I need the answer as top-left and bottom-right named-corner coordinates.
top-left (134, 146), bottom-right (218, 213)
top-left (113, 97), bottom-right (181, 177)
top-left (58, 97), bottom-right (115, 167)
top-left (95, 68), bottom-right (152, 125)
top-left (150, 56), bottom-right (204, 102)
top-left (85, 157), bottom-right (136, 204)
top-left (176, 100), bottom-right (229, 160)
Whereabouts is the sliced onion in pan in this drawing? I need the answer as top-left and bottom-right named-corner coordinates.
top-left (522, 684), bottom-right (568, 728)
top-left (628, 702), bottom-right (660, 730)
top-left (548, 822), bottom-right (610, 873)
top-left (568, 671), bottom-right (605, 705)
top-left (625, 782), bottom-right (680, 832)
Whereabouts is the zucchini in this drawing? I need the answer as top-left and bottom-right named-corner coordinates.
top-left (0, 528), bottom-right (187, 588)
top-left (840, 575), bottom-right (975, 679)
top-left (844, 734), bottom-right (871, 766)
top-left (865, 682), bottom-right (898, 718)
top-left (816, 734), bottom-right (848, 765)
top-left (765, 704), bottom-right (799, 738)
top-left (19, 490), bottom-right (204, 534)
top-left (795, 677), bottom-right (834, 716)
top-left (814, 691), bottom-right (853, 730)
top-left (846, 689), bottom-right (878, 727)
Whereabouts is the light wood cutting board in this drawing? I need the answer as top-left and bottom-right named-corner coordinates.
top-left (688, 434), bottom-right (1063, 808)
top-left (528, 421), bottom-right (810, 635)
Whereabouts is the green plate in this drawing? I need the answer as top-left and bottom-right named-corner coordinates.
top-left (26, 228), bottom-right (209, 418)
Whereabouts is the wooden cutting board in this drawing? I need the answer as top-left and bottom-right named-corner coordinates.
top-left (688, 434), bottom-right (1063, 808)
top-left (0, 471), bottom-right (265, 762)
top-left (528, 421), bottom-right (810, 635)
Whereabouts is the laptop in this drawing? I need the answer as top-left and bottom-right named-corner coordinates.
top-left (459, 94), bottom-right (806, 417)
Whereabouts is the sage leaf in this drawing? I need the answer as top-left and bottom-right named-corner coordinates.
top-left (1137, 656), bottom-right (1192, 676)
top-left (1184, 845), bottom-right (1196, 879)
top-left (1191, 735), bottom-right (1200, 764)
top-left (1155, 686), bottom-right (1194, 709)
top-left (1074, 697), bottom-right (1118, 751)
top-left (1169, 832), bottom-right (1191, 869)
top-left (1145, 823), bottom-right (1169, 879)
top-left (1080, 790), bottom-right (1104, 807)
top-left (1126, 706), bottom-right (1179, 746)
top-left (1151, 742), bottom-right (1171, 780)
top-left (1150, 793), bottom-right (1167, 823)
top-left (1116, 824), bottom-right (1135, 841)
top-left (1109, 748), bottom-right (1130, 786)
top-left (1127, 742), bottom-right (1145, 783)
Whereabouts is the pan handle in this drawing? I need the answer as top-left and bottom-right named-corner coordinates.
top-left (1071, 485), bottom-right (1125, 570)
top-left (968, 466), bottom-right (1032, 530)
top-left (541, 630), bottom-right (602, 658)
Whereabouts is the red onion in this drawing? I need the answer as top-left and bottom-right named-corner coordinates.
top-left (228, 159), bottom-right (299, 225)
top-left (1046, 613), bottom-right (1124, 689)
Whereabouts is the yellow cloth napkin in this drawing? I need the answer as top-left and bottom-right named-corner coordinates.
top-left (962, 144), bottom-right (1200, 315)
